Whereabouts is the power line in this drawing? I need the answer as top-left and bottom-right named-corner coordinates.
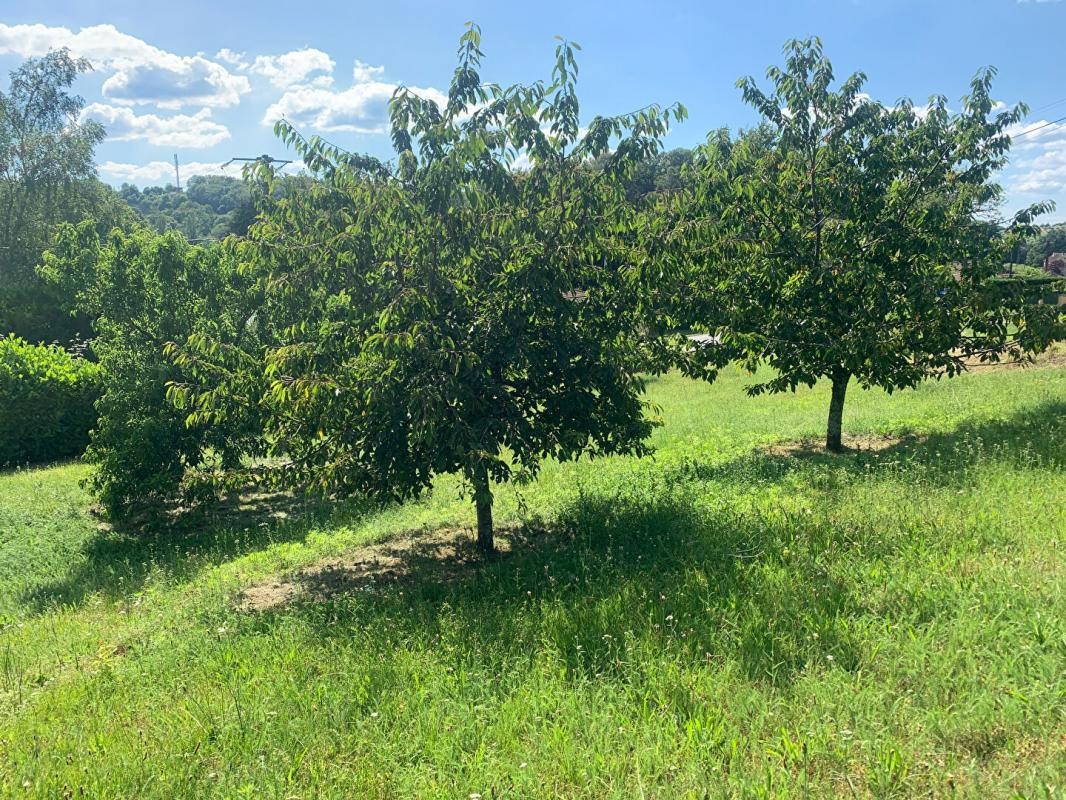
top-left (1028, 96), bottom-right (1066, 114)
top-left (1012, 112), bottom-right (1066, 139)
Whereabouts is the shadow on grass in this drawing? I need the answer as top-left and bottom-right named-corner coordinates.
top-left (249, 487), bottom-right (868, 688)
top-left (19, 397), bottom-right (1065, 691)
top-left (18, 490), bottom-right (374, 615)
top-left (243, 398), bottom-right (1065, 688)
top-left (668, 398), bottom-right (1066, 489)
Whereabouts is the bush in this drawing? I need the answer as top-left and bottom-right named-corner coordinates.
top-left (0, 334), bottom-right (102, 466)
top-left (42, 223), bottom-right (265, 517)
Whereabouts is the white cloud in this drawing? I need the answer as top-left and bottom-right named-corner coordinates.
top-left (1008, 119), bottom-right (1066, 151)
top-left (215, 48), bottom-right (249, 69)
top-left (248, 48), bottom-right (335, 89)
top-left (81, 103), bottom-right (230, 148)
top-left (353, 60), bottom-right (385, 83)
top-left (262, 60), bottom-right (446, 134)
top-left (0, 23), bottom-right (250, 109)
top-left (1003, 118), bottom-right (1066, 196)
top-left (98, 159), bottom-right (229, 184)
top-left (100, 59), bottom-right (248, 109)
top-left (99, 158), bottom-right (301, 186)
top-left (1012, 166), bottom-right (1066, 195)
top-left (1010, 149), bottom-right (1066, 193)
top-left (510, 151), bottom-right (534, 171)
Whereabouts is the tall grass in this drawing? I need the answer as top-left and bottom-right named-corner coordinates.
top-left (1, 363), bottom-right (1063, 798)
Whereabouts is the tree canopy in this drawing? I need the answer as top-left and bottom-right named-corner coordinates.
top-left (660, 38), bottom-right (1063, 450)
top-left (119, 174), bottom-right (255, 242)
top-left (620, 147), bottom-right (695, 201)
top-left (0, 48), bottom-right (134, 343)
top-left (167, 25), bottom-right (694, 551)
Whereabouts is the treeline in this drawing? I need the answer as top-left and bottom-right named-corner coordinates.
top-left (4, 31), bottom-right (1065, 552)
top-left (0, 50), bottom-right (255, 345)
top-left (118, 175), bottom-right (255, 242)
top-left (1013, 222), bottom-right (1066, 267)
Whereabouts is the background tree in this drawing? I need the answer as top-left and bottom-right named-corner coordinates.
top-left (621, 147), bottom-right (695, 201)
top-left (120, 174), bottom-right (255, 242)
top-left (668, 38), bottom-right (1063, 451)
top-left (0, 48), bottom-right (132, 343)
top-left (42, 223), bottom-right (264, 517)
top-left (170, 25), bottom-right (694, 553)
top-left (1022, 223), bottom-right (1066, 268)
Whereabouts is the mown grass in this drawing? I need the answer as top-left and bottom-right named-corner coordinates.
top-left (1, 362), bottom-right (1064, 798)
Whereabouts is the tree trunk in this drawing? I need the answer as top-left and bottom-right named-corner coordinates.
top-left (826, 368), bottom-right (850, 452)
top-left (472, 463), bottom-right (495, 555)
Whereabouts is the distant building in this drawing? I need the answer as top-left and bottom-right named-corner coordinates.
top-left (1044, 252), bottom-right (1066, 277)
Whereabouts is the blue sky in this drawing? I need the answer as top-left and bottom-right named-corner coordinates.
top-left (2, 0), bottom-right (1065, 220)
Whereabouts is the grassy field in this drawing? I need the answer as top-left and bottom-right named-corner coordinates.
top-left (1, 361), bottom-right (1064, 798)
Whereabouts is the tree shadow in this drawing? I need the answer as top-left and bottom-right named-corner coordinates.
top-left (246, 490), bottom-right (873, 688)
top-left (18, 397), bottom-right (1064, 694)
top-left (18, 489), bottom-right (374, 614)
top-left (234, 521), bottom-right (559, 612)
top-left (664, 398), bottom-right (1066, 490)
top-left (239, 398), bottom-right (1065, 690)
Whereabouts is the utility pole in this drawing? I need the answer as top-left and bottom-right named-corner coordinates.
top-left (221, 155), bottom-right (293, 192)
top-left (173, 154), bottom-right (181, 190)
top-left (221, 154), bottom-right (293, 170)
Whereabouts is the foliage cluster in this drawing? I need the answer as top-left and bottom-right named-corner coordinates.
top-left (41, 225), bottom-right (263, 515)
top-left (0, 334), bottom-right (101, 466)
top-left (648, 39), bottom-right (1064, 450)
top-left (0, 49), bottom-right (135, 344)
top-left (118, 175), bottom-right (255, 242)
top-left (618, 146), bottom-right (695, 201)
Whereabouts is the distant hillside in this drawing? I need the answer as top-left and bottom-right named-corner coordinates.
top-left (119, 174), bottom-right (255, 241)
top-left (1017, 222), bottom-right (1066, 269)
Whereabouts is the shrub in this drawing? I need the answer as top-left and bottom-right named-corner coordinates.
top-left (0, 334), bottom-right (102, 466)
top-left (41, 223), bottom-right (264, 517)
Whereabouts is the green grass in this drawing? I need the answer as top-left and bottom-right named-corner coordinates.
top-left (1002, 263), bottom-right (1057, 279)
top-left (1, 363), bottom-right (1064, 798)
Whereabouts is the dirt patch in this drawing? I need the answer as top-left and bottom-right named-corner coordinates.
top-left (238, 523), bottom-right (537, 612)
top-left (764, 433), bottom-right (918, 457)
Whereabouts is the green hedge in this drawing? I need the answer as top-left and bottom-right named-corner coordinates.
top-left (0, 335), bottom-right (102, 467)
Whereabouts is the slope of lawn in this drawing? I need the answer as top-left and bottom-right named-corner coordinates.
top-left (1, 361), bottom-right (1064, 798)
